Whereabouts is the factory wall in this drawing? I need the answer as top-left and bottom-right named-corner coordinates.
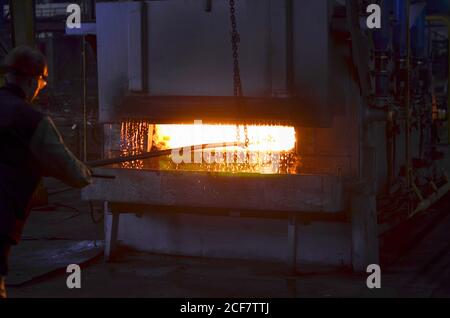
top-left (96, 0), bottom-right (361, 178)
top-left (96, 1), bottom-right (332, 123)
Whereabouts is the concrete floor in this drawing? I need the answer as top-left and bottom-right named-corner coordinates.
top-left (5, 178), bottom-right (450, 298)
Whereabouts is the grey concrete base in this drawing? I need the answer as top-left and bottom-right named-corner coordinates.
top-left (115, 212), bottom-right (352, 267)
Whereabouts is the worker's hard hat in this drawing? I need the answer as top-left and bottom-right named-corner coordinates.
top-left (1, 46), bottom-right (47, 77)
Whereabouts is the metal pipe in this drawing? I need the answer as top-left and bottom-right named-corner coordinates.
top-left (205, 0), bottom-right (212, 12)
top-left (386, 114), bottom-right (395, 187)
top-left (427, 16), bottom-right (450, 144)
top-left (10, 0), bottom-right (35, 47)
top-left (405, 0), bottom-right (412, 190)
top-left (373, 0), bottom-right (391, 101)
top-left (0, 0), bottom-right (7, 54)
top-left (82, 35), bottom-right (87, 162)
top-left (286, 0), bottom-right (294, 94)
top-left (141, 2), bottom-right (149, 93)
top-left (393, 0), bottom-right (408, 58)
top-left (87, 142), bottom-right (245, 168)
top-left (90, 0), bottom-right (96, 20)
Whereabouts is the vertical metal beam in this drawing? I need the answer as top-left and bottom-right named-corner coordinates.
top-left (269, 0), bottom-right (287, 96)
top-left (444, 17), bottom-right (450, 145)
top-left (286, 0), bottom-right (294, 94)
top-left (45, 34), bottom-right (54, 85)
top-left (0, 0), bottom-right (6, 86)
top-left (82, 35), bottom-right (87, 162)
top-left (427, 16), bottom-right (450, 144)
top-left (269, 0), bottom-right (293, 97)
top-left (128, 2), bottom-right (148, 93)
top-left (447, 19), bottom-right (450, 145)
top-left (287, 214), bottom-right (297, 273)
top-left (141, 2), bottom-right (149, 94)
top-left (405, 0), bottom-right (412, 192)
top-left (205, 0), bottom-right (212, 12)
top-left (447, 19), bottom-right (449, 144)
top-left (0, 0), bottom-right (6, 49)
top-left (10, 0), bottom-right (35, 47)
top-left (351, 186), bottom-right (379, 272)
top-left (104, 201), bottom-right (119, 262)
top-left (90, 0), bottom-right (96, 20)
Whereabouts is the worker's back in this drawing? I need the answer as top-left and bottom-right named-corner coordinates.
top-left (0, 46), bottom-right (92, 299)
top-left (0, 81), bottom-right (93, 244)
top-left (0, 83), bottom-right (44, 243)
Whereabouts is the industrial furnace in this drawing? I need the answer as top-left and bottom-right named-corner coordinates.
top-left (82, 0), bottom-right (450, 271)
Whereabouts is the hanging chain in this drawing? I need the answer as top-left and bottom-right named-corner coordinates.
top-left (244, 124), bottom-right (249, 148)
top-left (229, 0), bottom-right (249, 151)
top-left (229, 0), bottom-right (242, 98)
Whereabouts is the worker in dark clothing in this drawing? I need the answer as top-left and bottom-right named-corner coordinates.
top-left (0, 46), bottom-right (92, 298)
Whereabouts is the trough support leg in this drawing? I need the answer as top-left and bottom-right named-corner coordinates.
top-left (287, 214), bottom-right (297, 274)
top-left (351, 188), bottom-right (379, 272)
top-left (104, 201), bottom-right (119, 262)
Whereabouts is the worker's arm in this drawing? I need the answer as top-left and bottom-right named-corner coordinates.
top-left (29, 116), bottom-right (92, 188)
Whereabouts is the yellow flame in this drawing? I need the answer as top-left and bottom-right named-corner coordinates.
top-left (154, 123), bottom-right (296, 152)
top-left (119, 121), bottom-right (299, 174)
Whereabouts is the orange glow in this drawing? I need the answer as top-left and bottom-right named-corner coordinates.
top-left (120, 121), bottom-right (151, 169)
top-left (119, 121), bottom-right (300, 174)
top-left (154, 123), bottom-right (296, 152)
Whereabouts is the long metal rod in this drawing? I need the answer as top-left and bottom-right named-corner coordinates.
top-left (286, 0), bottom-right (294, 94)
top-left (405, 0), bottom-right (412, 189)
top-left (87, 142), bottom-right (245, 168)
top-left (82, 35), bottom-right (88, 162)
top-left (427, 16), bottom-right (450, 144)
top-left (10, 0), bottom-right (35, 47)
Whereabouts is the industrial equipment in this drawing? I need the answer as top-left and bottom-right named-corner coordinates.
top-left (82, 0), bottom-right (450, 272)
